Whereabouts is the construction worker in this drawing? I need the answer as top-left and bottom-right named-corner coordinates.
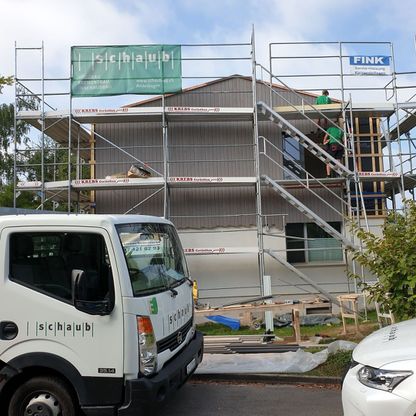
top-left (316, 89), bottom-right (332, 133)
top-left (316, 89), bottom-right (332, 105)
top-left (323, 119), bottom-right (344, 177)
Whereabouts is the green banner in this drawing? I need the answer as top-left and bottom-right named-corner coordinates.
top-left (71, 45), bottom-right (182, 97)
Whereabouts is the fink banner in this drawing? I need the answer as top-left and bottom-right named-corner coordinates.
top-left (71, 45), bottom-right (182, 97)
top-left (349, 55), bottom-right (391, 76)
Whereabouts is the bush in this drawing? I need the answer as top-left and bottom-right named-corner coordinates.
top-left (350, 201), bottom-right (416, 320)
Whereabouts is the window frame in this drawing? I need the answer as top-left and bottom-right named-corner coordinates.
top-left (115, 222), bottom-right (190, 298)
top-left (285, 222), bottom-right (345, 265)
top-left (8, 229), bottom-right (116, 306)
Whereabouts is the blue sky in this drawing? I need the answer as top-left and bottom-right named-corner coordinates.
top-left (1, 0), bottom-right (416, 107)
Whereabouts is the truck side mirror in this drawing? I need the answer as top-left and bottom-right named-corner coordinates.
top-left (72, 269), bottom-right (114, 316)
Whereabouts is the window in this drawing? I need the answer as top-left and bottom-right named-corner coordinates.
top-left (9, 232), bottom-right (113, 303)
top-left (285, 223), bottom-right (305, 263)
top-left (116, 223), bottom-right (189, 297)
top-left (286, 222), bottom-right (343, 264)
top-left (282, 132), bottom-right (305, 179)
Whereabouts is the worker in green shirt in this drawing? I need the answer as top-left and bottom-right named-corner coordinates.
top-left (323, 119), bottom-right (344, 177)
top-left (315, 89), bottom-right (332, 132)
top-left (316, 89), bottom-right (332, 105)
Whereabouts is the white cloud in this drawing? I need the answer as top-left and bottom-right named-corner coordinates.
top-left (0, 0), bottom-right (162, 104)
top-left (1, 0), bottom-right (416, 108)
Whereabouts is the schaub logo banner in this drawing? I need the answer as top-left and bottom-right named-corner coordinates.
top-left (71, 45), bottom-right (182, 97)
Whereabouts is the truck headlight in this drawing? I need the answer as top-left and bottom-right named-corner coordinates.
top-left (137, 316), bottom-right (158, 376)
top-left (358, 366), bottom-right (413, 392)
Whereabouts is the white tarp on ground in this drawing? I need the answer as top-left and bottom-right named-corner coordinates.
top-left (196, 340), bottom-right (356, 374)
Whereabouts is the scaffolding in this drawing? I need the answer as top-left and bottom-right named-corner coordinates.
top-left (12, 31), bottom-right (416, 304)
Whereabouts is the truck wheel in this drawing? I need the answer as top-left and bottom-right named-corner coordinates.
top-left (8, 375), bottom-right (77, 416)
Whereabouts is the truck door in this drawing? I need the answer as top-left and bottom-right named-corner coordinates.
top-left (0, 228), bottom-right (124, 394)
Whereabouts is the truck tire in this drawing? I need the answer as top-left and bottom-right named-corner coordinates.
top-left (8, 375), bottom-right (77, 416)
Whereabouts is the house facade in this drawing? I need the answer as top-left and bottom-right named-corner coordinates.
top-left (15, 39), bottom-right (413, 307)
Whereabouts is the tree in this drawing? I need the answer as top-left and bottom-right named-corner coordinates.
top-left (0, 183), bottom-right (39, 209)
top-left (0, 76), bottom-right (30, 182)
top-left (0, 102), bottom-right (33, 181)
top-left (0, 75), bottom-right (13, 94)
top-left (350, 200), bottom-right (416, 320)
top-left (0, 76), bottom-right (39, 208)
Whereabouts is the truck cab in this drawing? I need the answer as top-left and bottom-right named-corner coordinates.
top-left (0, 214), bottom-right (203, 416)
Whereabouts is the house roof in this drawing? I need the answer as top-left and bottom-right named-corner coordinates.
top-left (124, 74), bottom-right (326, 108)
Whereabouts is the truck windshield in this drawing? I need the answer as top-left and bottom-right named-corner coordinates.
top-left (116, 223), bottom-right (189, 296)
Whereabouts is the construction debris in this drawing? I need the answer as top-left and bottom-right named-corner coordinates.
top-left (196, 340), bottom-right (356, 374)
top-left (105, 164), bottom-right (151, 179)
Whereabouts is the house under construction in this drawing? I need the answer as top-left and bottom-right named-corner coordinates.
top-left (13, 34), bottom-right (416, 306)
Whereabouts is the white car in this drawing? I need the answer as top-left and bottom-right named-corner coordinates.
top-left (342, 318), bottom-right (416, 416)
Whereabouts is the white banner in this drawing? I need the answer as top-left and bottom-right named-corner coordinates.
top-left (349, 55), bottom-right (391, 76)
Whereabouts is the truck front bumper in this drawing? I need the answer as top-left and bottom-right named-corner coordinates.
top-left (118, 330), bottom-right (203, 415)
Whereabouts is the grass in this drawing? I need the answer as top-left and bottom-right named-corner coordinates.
top-left (305, 350), bottom-right (353, 378)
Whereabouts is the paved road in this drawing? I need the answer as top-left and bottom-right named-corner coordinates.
top-left (153, 381), bottom-right (343, 416)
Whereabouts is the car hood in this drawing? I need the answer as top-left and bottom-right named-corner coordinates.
top-left (353, 318), bottom-right (416, 368)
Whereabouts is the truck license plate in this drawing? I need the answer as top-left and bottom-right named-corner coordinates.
top-left (186, 358), bottom-right (197, 374)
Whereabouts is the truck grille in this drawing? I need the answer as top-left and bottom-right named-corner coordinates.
top-left (157, 318), bottom-right (193, 353)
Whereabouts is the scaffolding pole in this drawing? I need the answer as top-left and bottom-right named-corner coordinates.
top-left (251, 26), bottom-right (265, 297)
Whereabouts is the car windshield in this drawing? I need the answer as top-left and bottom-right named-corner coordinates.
top-left (116, 223), bottom-right (189, 296)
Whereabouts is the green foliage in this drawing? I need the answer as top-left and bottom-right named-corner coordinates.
top-left (0, 76), bottom-right (81, 210)
top-left (0, 183), bottom-right (37, 209)
top-left (0, 76), bottom-right (34, 186)
top-left (0, 103), bottom-right (32, 182)
top-left (350, 201), bottom-right (416, 320)
top-left (0, 75), bottom-right (13, 94)
top-left (24, 136), bottom-right (68, 181)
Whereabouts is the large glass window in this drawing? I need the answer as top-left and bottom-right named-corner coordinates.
top-left (286, 222), bottom-right (343, 264)
top-left (116, 223), bottom-right (189, 297)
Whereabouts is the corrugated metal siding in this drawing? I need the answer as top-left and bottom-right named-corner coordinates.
top-left (95, 76), bottom-right (340, 227)
top-left (95, 121), bottom-right (164, 178)
top-left (137, 77), bottom-right (316, 109)
top-left (168, 121), bottom-right (255, 177)
top-left (262, 187), bottom-right (343, 224)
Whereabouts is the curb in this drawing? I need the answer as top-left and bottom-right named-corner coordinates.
top-left (191, 373), bottom-right (342, 385)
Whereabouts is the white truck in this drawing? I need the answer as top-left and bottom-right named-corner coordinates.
top-left (0, 214), bottom-right (203, 416)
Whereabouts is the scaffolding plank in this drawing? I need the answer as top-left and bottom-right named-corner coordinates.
top-left (184, 246), bottom-right (259, 255)
top-left (73, 107), bottom-right (164, 123)
top-left (17, 176), bottom-right (257, 192)
top-left (16, 182), bottom-right (90, 205)
top-left (72, 177), bottom-right (165, 190)
top-left (17, 178), bottom-right (164, 191)
top-left (18, 106), bottom-right (254, 124)
top-left (18, 173), bottom-right (399, 194)
top-left (165, 106), bottom-right (253, 122)
top-left (169, 176), bottom-right (256, 187)
top-left (270, 102), bottom-right (395, 120)
top-left (357, 171), bottom-right (400, 181)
